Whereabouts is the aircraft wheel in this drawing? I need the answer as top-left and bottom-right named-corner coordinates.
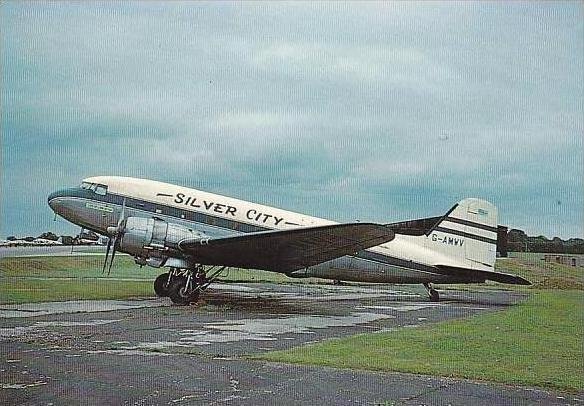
top-left (154, 273), bottom-right (170, 297)
top-left (168, 278), bottom-right (199, 305)
top-left (429, 288), bottom-right (440, 302)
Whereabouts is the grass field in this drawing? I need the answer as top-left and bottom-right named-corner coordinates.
top-left (0, 255), bottom-right (324, 304)
top-left (1, 253), bottom-right (583, 304)
top-left (0, 255), bottom-right (158, 279)
top-left (1, 278), bottom-right (156, 304)
top-left (256, 290), bottom-right (584, 392)
top-left (495, 254), bottom-right (584, 290)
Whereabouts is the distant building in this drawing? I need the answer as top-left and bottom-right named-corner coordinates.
top-left (543, 255), bottom-right (584, 267)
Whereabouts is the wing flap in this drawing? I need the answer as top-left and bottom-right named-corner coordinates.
top-left (178, 223), bottom-right (395, 272)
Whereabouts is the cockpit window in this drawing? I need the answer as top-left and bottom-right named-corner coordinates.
top-left (81, 182), bottom-right (107, 195)
top-left (94, 184), bottom-right (108, 195)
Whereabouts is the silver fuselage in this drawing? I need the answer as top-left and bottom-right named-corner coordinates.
top-left (48, 176), bottom-right (488, 284)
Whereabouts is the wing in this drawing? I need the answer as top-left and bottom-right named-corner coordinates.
top-left (178, 223), bottom-right (395, 273)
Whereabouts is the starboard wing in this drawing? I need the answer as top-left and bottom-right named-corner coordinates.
top-left (178, 223), bottom-right (395, 273)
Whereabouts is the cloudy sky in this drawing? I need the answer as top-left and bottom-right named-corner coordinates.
top-left (1, 2), bottom-right (582, 239)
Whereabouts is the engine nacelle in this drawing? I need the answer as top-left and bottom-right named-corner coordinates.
top-left (118, 217), bottom-right (203, 259)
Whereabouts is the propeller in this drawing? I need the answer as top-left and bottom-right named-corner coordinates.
top-left (72, 227), bottom-right (83, 255)
top-left (102, 198), bottom-right (126, 276)
top-left (101, 237), bottom-right (113, 274)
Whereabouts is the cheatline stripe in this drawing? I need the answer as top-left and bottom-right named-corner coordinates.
top-left (445, 216), bottom-right (498, 233)
top-left (433, 226), bottom-right (497, 244)
top-left (57, 189), bottom-right (271, 234)
top-left (55, 191), bottom-right (499, 278)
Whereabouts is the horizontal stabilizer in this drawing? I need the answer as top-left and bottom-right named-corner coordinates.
top-left (386, 216), bottom-right (442, 236)
top-left (435, 265), bottom-right (531, 285)
top-left (178, 223), bottom-right (395, 272)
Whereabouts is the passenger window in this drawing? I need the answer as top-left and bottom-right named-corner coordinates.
top-left (95, 184), bottom-right (107, 195)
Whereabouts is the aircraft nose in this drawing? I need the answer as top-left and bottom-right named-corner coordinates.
top-left (48, 190), bottom-right (59, 203)
top-left (47, 189), bottom-right (69, 213)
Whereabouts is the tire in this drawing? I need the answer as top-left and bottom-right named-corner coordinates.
top-left (168, 278), bottom-right (199, 305)
top-left (154, 273), bottom-right (170, 297)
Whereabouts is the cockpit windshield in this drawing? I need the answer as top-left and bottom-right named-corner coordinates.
top-left (95, 184), bottom-right (107, 195)
top-left (80, 182), bottom-right (108, 195)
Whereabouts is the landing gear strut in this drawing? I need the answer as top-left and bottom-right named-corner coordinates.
top-left (154, 265), bottom-right (228, 305)
top-left (423, 283), bottom-right (440, 302)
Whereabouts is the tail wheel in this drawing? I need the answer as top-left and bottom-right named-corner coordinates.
top-left (154, 273), bottom-right (170, 297)
top-left (429, 288), bottom-right (440, 302)
top-left (423, 283), bottom-right (440, 302)
top-left (168, 278), bottom-right (199, 305)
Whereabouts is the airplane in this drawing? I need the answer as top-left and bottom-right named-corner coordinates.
top-left (47, 176), bottom-right (530, 305)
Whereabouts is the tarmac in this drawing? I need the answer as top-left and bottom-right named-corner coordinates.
top-left (1, 282), bottom-right (581, 405)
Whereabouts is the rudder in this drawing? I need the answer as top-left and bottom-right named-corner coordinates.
top-left (428, 198), bottom-right (498, 269)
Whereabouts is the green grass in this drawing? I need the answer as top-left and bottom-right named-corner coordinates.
top-left (255, 290), bottom-right (584, 392)
top-left (0, 256), bottom-right (158, 304)
top-left (495, 255), bottom-right (584, 290)
top-left (0, 255), bottom-right (325, 304)
top-left (0, 255), bottom-right (160, 280)
top-left (1, 253), bottom-right (581, 305)
top-left (0, 278), bottom-right (156, 304)
top-left (0, 255), bottom-right (326, 283)
top-left (439, 254), bottom-right (584, 293)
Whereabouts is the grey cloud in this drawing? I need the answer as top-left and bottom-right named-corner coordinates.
top-left (1, 1), bottom-right (582, 238)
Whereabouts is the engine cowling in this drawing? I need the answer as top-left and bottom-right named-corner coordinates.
top-left (118, 216), bottom-right (204, 258)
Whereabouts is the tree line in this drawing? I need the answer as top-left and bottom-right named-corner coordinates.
top-left (507, 229), bottom-right (584, 254)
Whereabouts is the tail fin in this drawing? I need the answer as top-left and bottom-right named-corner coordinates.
top-left (427, 198), bottom-right (498, 269)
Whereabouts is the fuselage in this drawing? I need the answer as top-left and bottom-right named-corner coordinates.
top-left (48, 176), bottom-right (488, 284)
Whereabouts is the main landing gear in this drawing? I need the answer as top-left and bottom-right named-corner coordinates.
top-left (423, 283), bottom-right (440, 302)
top-left (153, 265), bottom-right (227, 305)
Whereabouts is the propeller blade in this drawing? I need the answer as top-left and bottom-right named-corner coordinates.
top-left (117, 198), bottom-right (126, 229)
top-left (106, 199), bottom-right (127, 276)
top-left (102, 237), bottom-right (112, 274)
top-left (107, 236), bottom-right (118, 276)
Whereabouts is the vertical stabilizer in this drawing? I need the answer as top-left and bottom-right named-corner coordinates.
top-left (428, 198), bottom-right (498, 269)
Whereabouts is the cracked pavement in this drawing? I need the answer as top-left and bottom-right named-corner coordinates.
top-left (1, 283), bottom-right (581, 405)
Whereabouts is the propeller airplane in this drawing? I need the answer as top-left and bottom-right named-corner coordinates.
top-left (48, 176), bottom-right (530, 305)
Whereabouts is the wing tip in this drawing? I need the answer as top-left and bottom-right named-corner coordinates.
top-left (486, 272), bottom-right (531, 285)
top-left (511, 275), bottom-right (532, 285)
